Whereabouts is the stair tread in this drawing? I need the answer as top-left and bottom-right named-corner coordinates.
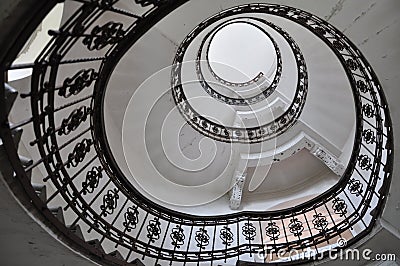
top-left (4, 83), bottom-right (18, 115)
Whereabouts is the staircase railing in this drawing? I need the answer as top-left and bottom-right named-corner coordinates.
top-left (0, 1), bottom-right (393, 265)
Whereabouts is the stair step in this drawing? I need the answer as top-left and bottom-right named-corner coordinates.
top-left (48, 206), bottom-right (65, 225)
top-left (0, 144), bottom-right (13, 179)
top-left (130, 258), bottom-right (145, 266)
top-left (4, 83), bottom-right (18, 115)
top-left (32, 183), bottom-right (46, 202)
top-left (19, 155), bottom-right (33, 167)
top-left (23, 169), bottom-right (32, 182)
top-left (107, 250), bottom-right (123, 260)
top-left (10, 127), bottom-right (22, 148)
top-left (68, 224), bottom-right (84, 240)
top-left (12, 168), bottom-right (32, 182)
top-left (86, 239), bottom-right (105, 253)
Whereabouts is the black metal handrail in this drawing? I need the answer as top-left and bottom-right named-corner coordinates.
top-left (197, 18), bottom-right (281, 103)
top-left (0, 1), bottom-right (393, 265)
top-left (172, 18), bottom-right (307, 143)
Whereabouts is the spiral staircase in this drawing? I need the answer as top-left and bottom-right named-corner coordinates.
top-left (0, 0), bottom-right (399, 265)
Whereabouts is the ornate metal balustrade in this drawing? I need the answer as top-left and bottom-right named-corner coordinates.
top-left (173, 16), bottom-right (307, 143)
top-left (0, 1), bottom-right (393, 266)
top-left (196, 18), bottom-right (282, 104)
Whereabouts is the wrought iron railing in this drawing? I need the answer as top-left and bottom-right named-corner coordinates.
top-left (196, 18), bottom-right (282, 104)
top-left (0, 1), bottom-right (393, 266)
top-left (173, 16), bottom-right (307, 143)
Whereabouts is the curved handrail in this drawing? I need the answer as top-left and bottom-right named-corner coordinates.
top-left (0, 1), bottom-right (393, 265)
top-left (172, 19), bottom-right (307, 143)
top-left (195, 18), bottom-right (282, 105)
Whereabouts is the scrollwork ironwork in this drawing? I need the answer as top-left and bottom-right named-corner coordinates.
top-left (242, 222), bottom-right (256, 241)
top-left (363, 129), bottom-right (375, 144)
top-left (170, 225), bottom-right (185, 248)
top-left (357, 80), bottom-right (368, 93)
top-left (288, 218), bottom-right (304, 237)
top-left (83, 22), bottom-right (125, 51)
top-left (0, 2), bottom-right (393, 265)
top-left (265, 222), bottom-right (280, 240)
top-left (348, 178), bottom-right (364, 197)
top-left (312, 213), bottom-right (328, 232)
top-left (172, 17), bottom-right (308, 143)
top-left (332, 39), bottom-right (344, 51)
top-left (100, 189), bottom-right (119, 216)
top-left (358, 154), bottom-right (372, 171)
top-left (59, 106), bottom-right (91, 136)
top-left (195, 228), bottom-right (210, 249)
top-left (196, 19), bottom-right (282, 105)
top-left (220, 226), bottom-right (234, 246)
top-left (82, 166), bottom-right (103, 195)
top-left (123, 206), bottom-right (139, 232)
top-left (59, 69), bottom-right (98, 98)
top-left (66, 138), bottom-right (93, 168)
top-left (146, 218), bottom-right (161, 243)
top-left (332, 198), bottom-right (348, 217)
top-left (362, 103), bottom-right (375, 118)
top-left (346, 58), bottom-right (358, 71)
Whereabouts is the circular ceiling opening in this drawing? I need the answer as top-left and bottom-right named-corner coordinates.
top-left (208, 22), bottom-right (276, 84)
